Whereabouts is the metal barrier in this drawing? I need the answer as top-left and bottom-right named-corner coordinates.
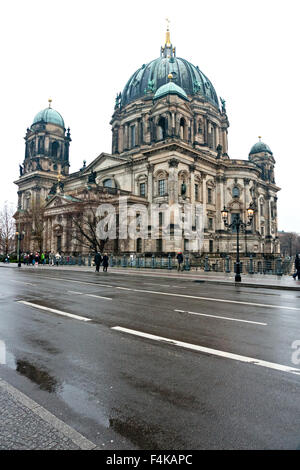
top-left (47, 254), bottom-right (294, 276)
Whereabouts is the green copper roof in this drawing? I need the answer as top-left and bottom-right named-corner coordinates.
top-left (154, 81), bottom-right (188, 101)
top-left (32, 107), bottom-right (65, 128)
top-left (249, 141), bottom-right (273, 156)
top-left (121, 56), bottom-right (219, 108)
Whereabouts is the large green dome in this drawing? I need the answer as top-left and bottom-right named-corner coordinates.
top-left (32, 105), bottom-right (65, 128)
top-left (121, 38), bottom-right (219, 108)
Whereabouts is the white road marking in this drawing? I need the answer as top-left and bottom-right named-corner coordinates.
top-left (11, 280), bottom-right (36, 286)
top-left (33, 275), bottom-right (113, 288)
top-left (128, 288), bottom-right (300, 311)
top-left (22, 275), bottom-right (299, 312)
top-left (17, 301), bottom-right (91, 322)
top-left (143, 282), bottom-right (171, 287)
top-left (174, 309), bottom-right (268, 326)
top-left (112, 326), bottom-right (300, 376)
top-left (67, 291), bottom-right (112, 300)
top-left (85, 294), bottom-right (112, 300)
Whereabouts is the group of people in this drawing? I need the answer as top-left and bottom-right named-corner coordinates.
top-left (23, 252), bottom-right (46, 266)
top-left (94, 252), bottom-right (109, 272)
top-left (22, 252), bottom-right (62, 266)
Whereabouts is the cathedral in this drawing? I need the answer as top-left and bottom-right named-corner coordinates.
top-left (14, 27), bottom-right (280, 260)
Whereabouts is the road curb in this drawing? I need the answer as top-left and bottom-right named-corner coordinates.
top-left (0, 378), bottom-right (97, 450)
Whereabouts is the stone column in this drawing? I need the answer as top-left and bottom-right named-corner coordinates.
top-left (147, 164), bottom-right (154, 203)
top-left (168, 159), bottom-right (179, 206)
top-left (202, 174), bottom-right (207, 233)
top-left (216, 175), bottom-right (225, 231)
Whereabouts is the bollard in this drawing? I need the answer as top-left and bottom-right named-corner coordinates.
top-left (78, 255), bottom-right (82, 266)
top-left (249, 255), bottom-right (254, 274)
top-left (204, 256), bottom-right (210, 272)
top-left (122, 254), bottom-right (127, 268)
top-left (225, 256), bottom-right (230, 273)
top-left (110, 255), bottom-right (113, 267)
top-left (151, 254), bottom-right (155, 269)
top-left (136, 256), bottom-right (140, 268)
top-left (88, 255), bottom-right (91, 267)
top-left (168, 254), bottom-right (172, 270)
top-left (276, 257), bottom-right (283, 276)
top-left (184, 255), bottom-right (190, 271)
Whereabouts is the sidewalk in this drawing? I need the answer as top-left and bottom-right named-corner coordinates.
top-left (0, 377), bottom-right (97, 450)
top-left (2, 262), bottom-right (300, 291)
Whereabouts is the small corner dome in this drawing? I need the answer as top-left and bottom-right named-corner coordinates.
top-left (249, 140), bottom-right (273, 157)
top-left (154, 81), bottom-right (188, 101)
top-left (32, 106), bottom-right (65, 128)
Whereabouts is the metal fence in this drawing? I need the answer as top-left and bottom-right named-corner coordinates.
top-left (47, 254), bottom-right (294, 276)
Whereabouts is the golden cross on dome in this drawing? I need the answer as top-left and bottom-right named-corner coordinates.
top-left (48, 98), bottom-right (52, 108)
top-left (165, 18), bottom-right (171, 46)
top-left (258, 136), bottom-right (262, 141)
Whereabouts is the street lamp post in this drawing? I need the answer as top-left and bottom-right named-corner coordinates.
top-left (16, 206), bottom-right (24, 268)
top-left (221, 204), bottom-right (255, 282)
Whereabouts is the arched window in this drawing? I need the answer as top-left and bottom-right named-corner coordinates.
top-left (30, 140), bottom-right (35, 157)
top-left (51, 142), bottom-right (59, 157)
top-left (136, 238), bottom-right (142, 253)
top-left (232, 187), bottom-right (240, 198)
top-left (157, 117), bottom-right (167, 140)
top-left (130, 125), bottom-right (136, 148)
top-left (103, 178), bottom-right (113, 188)
top-left (197, 119), bottom-right (202, 134)
top-left (180, 118), bottom-right (186, 140)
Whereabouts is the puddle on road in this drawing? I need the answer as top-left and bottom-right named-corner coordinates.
top-left (109, 414), bottom-right (161, 450)
top-left (16, 359), bottom-right (60, 393)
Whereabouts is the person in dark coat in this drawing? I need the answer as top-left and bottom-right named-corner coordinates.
top-left (102, 253), bottom-right (109, 272)
top-left (176, 252), bottom-right (184, 271)
top-left (293, 254), bottom-right (300, 280)
top-left (94, 252), bottom-right (102, 272)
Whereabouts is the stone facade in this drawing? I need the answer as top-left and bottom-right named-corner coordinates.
top-left (14, 33), bottom-right (280, 259)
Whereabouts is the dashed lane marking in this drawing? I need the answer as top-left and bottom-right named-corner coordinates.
top-left (174, 309), bottom-right (268, 326)
top-left (85, 294), bottom-right (112, 300)
top-left (11, 280), bottom-right (36, 286)
top-left (17, 301), bottom-right (92, 322)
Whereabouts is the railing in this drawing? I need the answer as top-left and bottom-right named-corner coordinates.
top-left (46, 254), bottom-right (294, 276)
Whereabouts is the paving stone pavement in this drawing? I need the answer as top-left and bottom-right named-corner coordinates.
top-left (0, 378), bottom-right (97, 450)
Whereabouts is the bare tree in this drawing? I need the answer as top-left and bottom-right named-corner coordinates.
top-left (21, 199), bottom-right (45, 252)
top-left (0, 202), bottom-right (16, 255)
top-left (70, 203), bottom-right (110, 254)
top-left (278, 231), bottom-right (300, 257)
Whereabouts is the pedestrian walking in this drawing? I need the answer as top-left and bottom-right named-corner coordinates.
top-left (35, 252), bottom-right (39, 267)
top-left (102, 253), bottom-right (109, 272)
top-left (49, 252), bottom-right (54, 266)
top-left (176, 252), bottom-right (184, 271)
top-left (55, 252), bottom-right (61, 266)
top-left (293, 254), bottom-right (300, 280)
top-left (94, 252), bottom-right (102, 272)
top-left (41, 252), bottom-right (45, 265)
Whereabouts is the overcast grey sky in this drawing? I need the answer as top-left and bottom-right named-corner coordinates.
top-left (1, 0), bottom-right (299, 232)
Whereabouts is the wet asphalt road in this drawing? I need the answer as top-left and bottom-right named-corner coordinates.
top-left (0, 266), bottom-right (300, 450)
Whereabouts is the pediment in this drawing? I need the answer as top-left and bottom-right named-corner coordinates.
top-left (84, 152), bottom-right (127, 173)
top-left (45, 194), bottom-right (82, 209)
